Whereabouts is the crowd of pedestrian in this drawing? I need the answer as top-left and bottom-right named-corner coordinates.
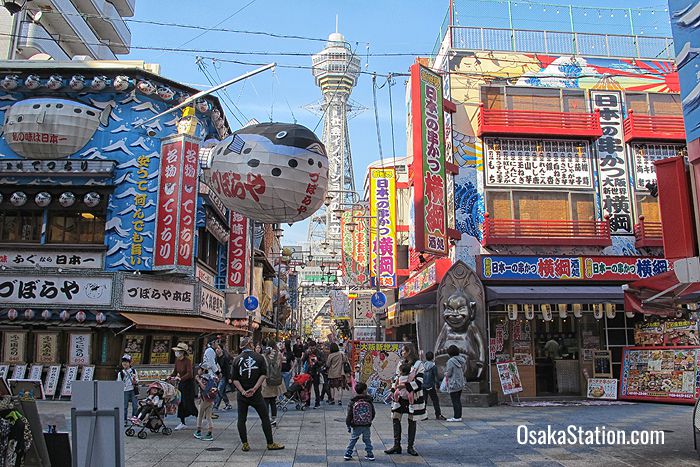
top-left (117, 334), bottom-right (468, 459)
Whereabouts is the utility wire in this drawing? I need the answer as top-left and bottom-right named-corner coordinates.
top-left (196, 58), bottom-right (245, 127)
top-left (210, 58), bottom-right (250, 122)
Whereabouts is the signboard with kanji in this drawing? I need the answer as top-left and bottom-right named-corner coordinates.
top-left (369, 168), bottom-right (397, 288)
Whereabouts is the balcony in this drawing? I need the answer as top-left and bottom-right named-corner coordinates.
top-left (71, 0), bottom-right (132, 54)
top-left (17, 21), bottom-right (70, 60)
top-left (482, 214), bottom-right (612, 247)
top-left (477, 104), bottom-right (603, 139)
top-left (623, 111), bottom-right (686, 143)
top-left (634, 216), bottom-right (663, 248)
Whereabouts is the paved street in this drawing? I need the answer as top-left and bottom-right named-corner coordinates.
top-left (38, 399), bottom-right (700, 466)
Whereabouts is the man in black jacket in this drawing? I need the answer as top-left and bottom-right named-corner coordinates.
top-left (214, 346), bottom-right (233, 411)
top-left (344, 382), bottom-right (375, 461)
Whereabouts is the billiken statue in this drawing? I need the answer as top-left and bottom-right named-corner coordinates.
top-left (434, 293), bottom-right (486, 381)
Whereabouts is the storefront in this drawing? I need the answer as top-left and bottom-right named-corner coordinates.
top-left (478, 254), bottom-right (673, 399)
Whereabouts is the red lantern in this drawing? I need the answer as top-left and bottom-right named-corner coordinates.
top-left (41, 309), bottom-right (52, 320)
top-left (75, 311), bottom-right (86, 323)
top-left (7, 309), bottom-right (17, 321)
top-left (225, 318), bottom-right (231, 326)
top-left (96, 312), bottom-right (106, 324)
top-left (23, 309), bottom-right (34, 320)
top-left (59, 310), bottom-right (70, 322)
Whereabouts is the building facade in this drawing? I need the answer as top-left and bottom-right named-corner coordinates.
top-left (0, 62), bottom-right (260, 392)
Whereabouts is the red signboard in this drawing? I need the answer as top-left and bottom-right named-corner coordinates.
top-left (399, 258), bottom-right (451, 300)
top-left (177, 139), bottom-right (199, 267)
top-left (227, 211), bottom-right (248, 290)
top-left (410, 63), bottom-right (448, 256)
top-left (154, 137), bottom-right (183, 268)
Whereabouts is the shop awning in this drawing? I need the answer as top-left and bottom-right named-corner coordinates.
top-left (485, 285), bottom-right (624, 305)
top-left (623, 270), bottom-right (700, 316)
top-left (398, 290), bottom-right (437, 308)
top-left (120, 312), bottom-right (241, 334)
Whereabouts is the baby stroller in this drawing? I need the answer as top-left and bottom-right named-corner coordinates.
top-left (278, 372), bottom-right (311, 411)
top-left (125, 381), bottom-right (179, 439)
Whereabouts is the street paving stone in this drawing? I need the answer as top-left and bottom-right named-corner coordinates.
top-left (34, 399), bottom-right (700, 465)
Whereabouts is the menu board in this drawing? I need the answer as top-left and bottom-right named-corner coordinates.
top-left (619, 346), bottom-right (700, 404)
top-left (123, 335), bottom-right (145, 365)
top-left (634, 320), bottom-right (700, 346)
top-left (587, 378), bottom-right (618, 400)
top-left (496, 361), bottom-right (523, 395)
top-left (150, 338), bottom-right (171, 365)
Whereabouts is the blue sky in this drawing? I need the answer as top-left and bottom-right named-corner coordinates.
top-left (125, 0), bottom-right (672, 245)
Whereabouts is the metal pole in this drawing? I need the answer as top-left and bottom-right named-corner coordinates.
top-left (275, 248), bottom-right (282, 341)
top-left (507, 0), bottom-right (516, 51)
top-left (135, 62), bottom-right (276, 128)
top-left (247, 220), bottom-right (255, 335)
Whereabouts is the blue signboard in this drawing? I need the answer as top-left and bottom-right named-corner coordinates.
top-left (669, 0), bottom-right (700, 143)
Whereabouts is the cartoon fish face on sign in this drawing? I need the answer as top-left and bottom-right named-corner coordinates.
top-left (47, 75), bottom-right (64, 90)
top-left (113, 75), bottom-right (131, 91)
top-left (1, 75), bottom-right (20, 91)
top-left (137, 80), bottom-right (156, 95)
top-left (91, 75), bottom-right (108, 91)
top-left (207, 122), bottom-right (328, 224)
top-left (24, 74), bottom-right (41, 90)
top-left (69, 75), bottom-right (86, 91)
top-left (157, 86), bottom-right (175, 101)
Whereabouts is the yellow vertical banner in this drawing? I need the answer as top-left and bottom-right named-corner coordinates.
top-left (369, 168), bottom-right (397, 288)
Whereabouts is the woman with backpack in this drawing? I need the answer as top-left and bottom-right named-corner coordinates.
top-left (385, 343), bottom-right (426, 457)
top-left (262, 342), bottom-right (285, 426)
top-left (326, 342), bottom-right (349, 406)
top-left (117, 354), bottom-right (139, 426)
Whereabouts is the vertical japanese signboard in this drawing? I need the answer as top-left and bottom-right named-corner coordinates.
top-left (669, 1), bottom-right (700, 143)
top-left (68, 333), bottom-right (91, 366)
top-left (177, 139), bottom-right (199, 267)
top-left (353, 205), bottom-right (369, 286)
top-left (369, 168), bottom-right (397, 288)
top-left (591, 90), bottom-right (633, 234)
top-left (2, 331), bottom-right (25, 363)
top-left (227, 211), bottom-right (248, 291)
top-left (34, 332), bottom-right (58, 364)
top-left (410, 63), bottom-right (448, 255)
top-left (154, 134), bottom-right (199, 270)
top-left (340, 210), bottom-right (355, 282)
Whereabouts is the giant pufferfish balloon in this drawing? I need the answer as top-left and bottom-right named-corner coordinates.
top-left (207, 122), bottom-right (328, 223)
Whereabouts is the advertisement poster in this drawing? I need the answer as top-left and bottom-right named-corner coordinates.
top-left (634, 320), bottom-right (700, 346)
top-left (587, 378), bottom-right (618, 400)
top-left (352, 341), bottom-right (405, 403)
top-left (480, 256), bottom-right (670, 281)
top-left (496, 361), bottom-right (523, 395)
top-left (634, 322), bottom-right (665, 346)
top-left (593, 350), bottom-right (613, 378)
top-left (44, 365), bottom-right (61, 397)
top-left (227, 211), bottom-right (248, 291)
top-left (60, 365), bottom-right (79, 397)
top-left (619, 346), bottom-right (700, 404)
top-left (2, 331), bottom-right (26, 364)
top-left (0, 250), bottom-right (102, 270)
top-left (353, 327), bottom-right (376, 341)
top-left (353, 297), bottom-right (375, 327)
top-left (123, 335), bottom-right (145, 365)
top-left (34, 332), bottom-right (58, 364)
top-left (150, 337), bottom-right (172, 365)
top-left (68, 333), bottom-right (91, 366)
top-left (369, 168), bottom-right (397, 288)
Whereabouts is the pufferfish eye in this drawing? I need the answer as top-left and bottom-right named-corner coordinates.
top-left (276, 131), bottom-right (287, 139)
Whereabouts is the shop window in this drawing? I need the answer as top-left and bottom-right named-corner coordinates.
top-left (481, 86), bottom-right (504, 110)
top-left (48, 212), bottom-right (105, 244)
top-left (514, 191), bottom-right (568, 221)
top-left (562, 89), bottom-right (586, 113)
top-left (626, 93), bottom-right (649, 115)
top-left (0, 210), bottom-right (42, 243)
top-left (571, 193), bottom-right (595, 221)
top-left (649, 93), bottom-right (681, 116)
top-left (507, 87), bottom-right (560, 112)
top-left (197, 228), bottom-right (220, 271)
top-left (636, 195), bottom-right (660, 222)
top-left (486, 191), bottom-right (511, 219)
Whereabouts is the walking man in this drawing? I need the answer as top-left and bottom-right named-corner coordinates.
top-left (231, 337), bottom-right (285, 451)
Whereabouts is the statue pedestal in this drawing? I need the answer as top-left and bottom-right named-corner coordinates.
top-left (437, 385), bottom-right (498, 408)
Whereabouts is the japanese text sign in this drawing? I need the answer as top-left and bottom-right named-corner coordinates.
top-left (369, 168), bottom-right (397, 288)
top-left (122, 276), bottom-right (195, 312)
top-left (227, 211), bottom-right (248, 291)
top-left (154, 134), bottom-right (199, 270)
top-left (411, 63), bottom-right (448, 256)
top-left (341, 206), bottom-right (370, 286)
top-left (631, 143), bottom-right (686, 191)
top-left (480, 256), bottom-right (670, 281)
top-left (0, 250), bottom-right (102, 270)
top-left (200, 284), bottom-right (225, 319)
top-left (398, 258), bottom-right (451, 299)
top-left (591, 90), bottom-right (633, 234)
top-left (0, 274), bottom-right (112, 306)
top-left (3, 331), bottom-right (26, 364)
top-left (68, 333), bottom-right (91, 366)
top-left (34, 332), bottom-right (58, 364)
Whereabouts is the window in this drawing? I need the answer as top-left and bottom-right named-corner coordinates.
top-left (197, 228), bottom-right (220, 271)
top-left (482, 86), bottom-right (504, 110)
top-left (562, 89), bottom-right (586, 113)
top-left (0, 210), bottom-right (42, 242)
top-left (47, 212), bottom-right (105, 244)
top-left (487, 191), bottom-right (595, 222)
top-left (571, 193), bottom-right (595, 221)
top-left (507, 87), bottom-right (560, 112)
top-left (649, 94), bottom-right (681, 116)
top-left (486, 191), bottom-right (511, 219)
top-left (636, 195), bottom-right (660, 222)
top-left (625, 93), bottom-right (649, 114)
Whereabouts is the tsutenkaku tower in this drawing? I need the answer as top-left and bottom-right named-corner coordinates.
top-left (308, 31), bottom-right (360, 252)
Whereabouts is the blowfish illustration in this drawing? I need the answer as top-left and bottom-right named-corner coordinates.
top-left (24, 75), bottom-right (41, 90)
top-left (1, 75), bottom-right (19, 91)
top-left (69, 75), bottom-right (86, 91)
top-left (47, 75), bottom-right (64, 90)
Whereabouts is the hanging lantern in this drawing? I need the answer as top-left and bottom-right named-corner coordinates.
top-left (41, 309), bottom-right (52, 320)
top-left (6, 309), bottom-right (17, 321)
top-left (625, 311), bottom-right (635, 319)
top-left (95, 312), bottom-right (106, 324)
top-left (524, 304), bottom-right (535, 320)
top-left (593, 304), bottom-right (604, 320)
top-left (59, 192), bottom-right (76, 207)
top-left (34, 192), bottom-right (52, 207)
top-left (541, 304), bottom-right (553, 321)
top-left (207, 123), bottom-right (328, 223)
top-left (506, 304), bottom-right (518, 321)
top-left (59, 310), bottom-right (70, 322)
top-left (75, 310), bottom-right (86, 323)
top-left (605, 303), bottom-right (616, 319)
top-left (225, 318), bottom-right (231, 326)
top-left (572, 303), bottom-right (583, 318)
top-left (83, 192), bottom-right (101, 207)
top-left (23, 309), bottom-right (34, 320)
top-left (10, 191), bottom-right (27, 207)
top-left (557, 304), bottom-right (568, 319)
